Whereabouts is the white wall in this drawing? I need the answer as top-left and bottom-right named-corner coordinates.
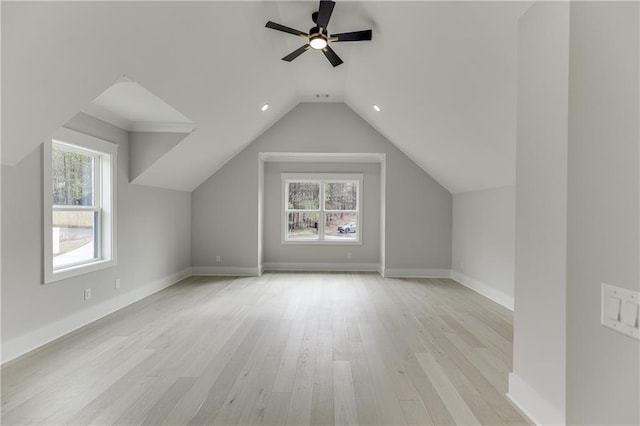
top-left (191, 103), bottom-right (452, 275)
top-left (263, 162), bottom-right (380, 267)
top-left (511, 2), bottom-right (569, 424)
top-left (566, 2), bottom-right (639, 424)
top-left (451, 186), bottom-right (515, 309)
top-left (1, 114), bottom-right (192, 362)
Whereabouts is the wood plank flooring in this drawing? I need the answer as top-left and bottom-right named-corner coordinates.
top-left (1, 272), bottom-right (531, 425)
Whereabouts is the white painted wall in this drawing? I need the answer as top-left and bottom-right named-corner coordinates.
top-left (191, 103), bottom-right (452, 275)
top-left (566, 2), bottom-right (639, 424)
top-left (1, 113), bottom-right (192, 362)
top-left (511, 3), bottom-right (569, 424)
top-left (263, 162), bottom-right (380, 267)
top-left (451, 186), bottom-right (515, 309)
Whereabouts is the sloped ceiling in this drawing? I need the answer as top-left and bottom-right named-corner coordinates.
top-left (1, 1), bottom-right (531, 193)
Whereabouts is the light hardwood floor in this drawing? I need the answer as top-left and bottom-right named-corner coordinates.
top-left (1, 273), bottom-right (531, 425)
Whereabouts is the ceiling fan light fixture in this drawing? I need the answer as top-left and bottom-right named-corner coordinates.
top-left (310, 36), bottom-right (328, 50)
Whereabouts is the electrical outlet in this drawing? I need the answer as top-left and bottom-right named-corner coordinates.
top-left (115, 279), bottom-right (121, 290)
top-left (84, 288), bottom-right (92, 301)
top-left (216, 256), bottom-right (221, 262)
top-left (347, 252), bottom-right (352, 259)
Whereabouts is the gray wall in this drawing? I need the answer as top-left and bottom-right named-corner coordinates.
top-left (192, 103), bottom-right (452, 272)
top-left (566, 2), bottom-right (639, 424)
top-left (451, 186), bottom-right (515, 307)
top-left (129, 131), bottom-right (188, 181)
top-left (1, 114), bottom-right (192, 358)
top-left (263, 162), bottom-right (380, 265)
top-left (513, 3), bottom-right (640, 424)
top-left (512, 2), bottom-right (569, 423)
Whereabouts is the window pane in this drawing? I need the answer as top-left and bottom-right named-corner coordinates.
top-left (324, 182), bottom-right (357, 210)
top-left (52, 146), bottom-right (95, 206)
top-left (287, 182), bottom-right (319, 210)
top-left (325, 212), bottom-right (358, 239)
top-left (287, 212), bottom-right (320, 240)
top-left (53, 210), bottom-right (98, 268)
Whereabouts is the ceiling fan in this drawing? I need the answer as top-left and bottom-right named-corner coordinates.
top-left (265, 0), bottom-right (372, 67)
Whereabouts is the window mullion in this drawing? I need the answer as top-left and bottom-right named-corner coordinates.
top-left (318, 181), bottom-right (323, 240)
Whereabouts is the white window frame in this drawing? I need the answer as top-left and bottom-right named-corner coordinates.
top-left (43, 127), bottom-right (117, 283)
top-left (282, 173), bottom-right (362, 245)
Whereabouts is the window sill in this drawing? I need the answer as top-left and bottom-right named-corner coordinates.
top-left (281, 240), bottom-right (363, 246)
top-left (44, 258), bottom-right (116, 284)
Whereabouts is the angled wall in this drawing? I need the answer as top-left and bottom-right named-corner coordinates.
top-left (191, 103), bottom-right (452, 275)
top-left (129, 130), bottom-right (189, 182)
top-left (1, 114), bottom-right (192, 362)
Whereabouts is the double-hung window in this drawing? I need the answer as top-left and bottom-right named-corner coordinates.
top-left (283, 173), bottom-right (362, 244)
top-left (44, 128), bottom-right (117, 283)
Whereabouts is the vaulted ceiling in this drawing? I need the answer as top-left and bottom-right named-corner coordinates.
top-left (1, 1), bottom-right (531, 193)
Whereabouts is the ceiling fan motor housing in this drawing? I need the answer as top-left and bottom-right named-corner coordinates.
top-left (309, 26), bottom-right (328, 36)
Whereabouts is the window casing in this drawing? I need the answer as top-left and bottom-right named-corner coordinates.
top-left (44, 128), bottom-right (117, 283)
top-left (282, 173), bottom-right (362, 244)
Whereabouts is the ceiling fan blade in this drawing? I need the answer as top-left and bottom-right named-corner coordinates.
top-left (332, 29), bottom-right (372, 42)
top-left (282, 44), bottom-right (311, 62)
top-left (266, 21), bottom-right (308, 37)
top-left (316, 0), bottom-right (335, 30)
top-left (322, 45), bottom-right (343, 67)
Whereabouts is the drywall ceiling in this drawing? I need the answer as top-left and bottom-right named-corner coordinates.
top-left (1, 1), bottom-right (531, 193)
top-left (83, 79), bottom-right (196, 133)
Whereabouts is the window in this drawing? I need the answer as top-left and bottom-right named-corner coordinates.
top-left (43, 128), bottom-right (117, 283)
top-left (283, 173), bottom-right (362, 244)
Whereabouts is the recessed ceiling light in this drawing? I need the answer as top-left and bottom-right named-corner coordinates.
top-left (373, 105), bottom-right (381, 112)
top-left (261, 104), bottom-right (269, 112)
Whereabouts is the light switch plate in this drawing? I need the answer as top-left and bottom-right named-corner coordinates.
top-left (602, 283), bottom-right (640, 340)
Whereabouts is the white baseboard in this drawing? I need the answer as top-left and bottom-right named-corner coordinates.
top-left (450, 270), bottom-right (514, 311)
top-left (1, 267), bottom-right (192, 365)
top-left (383, 268), bottom-right (451, 278)
top-left (508, 372), bottom-right (565, 426)
top-left (191, 266), bottom-right (260, 276)
top-left (263, 262), bottom-right (380, 272)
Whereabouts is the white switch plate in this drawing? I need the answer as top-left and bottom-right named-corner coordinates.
top-left (84, 288), bottom-right (92, 301)
top-left (602, 283), bottom-right (639, 340)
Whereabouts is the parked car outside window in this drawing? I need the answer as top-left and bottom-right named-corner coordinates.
top-left (337, 222), bottom-right (357, 233)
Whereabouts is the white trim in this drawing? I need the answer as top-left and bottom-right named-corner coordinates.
top-left (191, 266), bottom-right (260, 276)
top-left (383, 268), bottom-right (451, 278)
top-left (44, 128), bottom-right (118, 284)
top-left (282, 173), bottom-right (363, 245)
top-left (259, 152), bottom-right (385, 163)
top-left (379, 154), bottom-right (386, 274)
top-left (1, 268), bottom-right (192, 365)
top-left (450, 270), bottom-right (515, 311)
top-left (129, 121), bottom-right (196, 133)
top-left (263, 262), bottom-right (380, 272)
top-left (508, 373), bottom-right (565, 426)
